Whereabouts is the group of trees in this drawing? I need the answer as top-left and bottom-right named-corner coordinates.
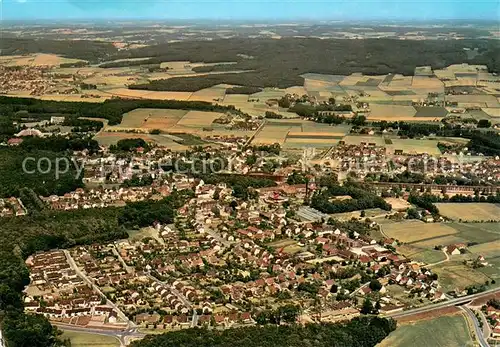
top-left (312, 184), bottom-right (391, 215)
top-left (254, 305), bottom-right (301, 325)
top-left (131, 316), bottom-right (396, 347)
top-left (0, 148), bottom-right (84, 198)
top-left (118, 189), bottom-right (193, 229)
top-left (18, 135), bottom-right (100, 153)
top-left (407, 194), bottom-right (440, 215)
top-left (62, 118), bottom-right (103, 132)
top-left (110, 138), bottom-right (150, 152)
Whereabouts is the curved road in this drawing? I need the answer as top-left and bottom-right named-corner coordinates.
top-left (460, 306), bottom-right (489, 347)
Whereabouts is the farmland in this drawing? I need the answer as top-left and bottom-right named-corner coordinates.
top-left (106, 107), bottom-right (226, 134)
top-left (436, 203), bottom-right (500, 221)
top-left (377, 314), bottom-right (473, 347)
top-left (382, 220), bottom-right (458, 244)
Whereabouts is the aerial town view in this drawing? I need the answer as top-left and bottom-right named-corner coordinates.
top-left (0, 1), bottom-right (499, 347)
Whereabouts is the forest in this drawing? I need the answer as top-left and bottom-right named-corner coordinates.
top-left (121, 38), bottom-right (500, 90)
top-left (0, 148), bottom-right (84, 198)
top-left (130, 316), bottom-right (396, 347)
top-left (0, 37), bottom-right (117, 62)
top-left (0, 96), bottom-right (242, 127)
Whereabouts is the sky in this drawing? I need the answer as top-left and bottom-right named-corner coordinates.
top-left (1, 0), bottom-right (499, 21)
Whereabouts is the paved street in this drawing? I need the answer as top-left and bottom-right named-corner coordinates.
top-left (63, 250), bottom-right (136, 329)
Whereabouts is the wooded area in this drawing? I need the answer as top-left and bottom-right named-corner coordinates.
top-left (122, 38), bottom-right (500, 89)
top-left (130, 316), bottom-right (396, 347)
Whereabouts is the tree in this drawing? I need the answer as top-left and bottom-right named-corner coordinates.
top-left (361, 297), bottom-right (374, 315)
top-left (369, 279), bottom-right (383, 292)
top-left (477, 119), bottom-right (491, 128)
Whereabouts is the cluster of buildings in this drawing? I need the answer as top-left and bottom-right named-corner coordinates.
top-left (0, 197), bottom-right (27, 217)
top-left (40, 186), bottom-right (170, 210)
top-left (24, 251), bottom-right (121, 328)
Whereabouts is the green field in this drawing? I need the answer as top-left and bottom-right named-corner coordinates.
top-left (60, 331), bottom-right (120, 347)
top-left (377, 315), bottom-right (473, 347)
top-left (432, 261), bottom-right (492, 292)
top-left (397, 245), bottom-right (447, 264)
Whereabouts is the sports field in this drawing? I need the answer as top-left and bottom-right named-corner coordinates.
top-left (436, 203), bottom-right (500, 222)
top-left (377, 315), bottom-right (473, 347)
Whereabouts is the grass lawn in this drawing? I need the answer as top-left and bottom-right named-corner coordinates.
top-left (377, 315), bottom-right (474, 347)
top-left (60, 331), bottom-right (120, 347)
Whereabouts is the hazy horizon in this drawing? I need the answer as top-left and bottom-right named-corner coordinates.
top-left (1, 0), bottom-right (499, 21)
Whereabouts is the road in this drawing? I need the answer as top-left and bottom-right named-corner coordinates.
top-left (477, 308), bottom-right (492, 340)
top-left (111, 245), bottom-right (134, 274)
top-left (205, 226), bottom-right (234, 249)
top-left (146, 274), bottom-right (192, 308)
top-left (387, 287), bottom-right (500, 319)
top-left (427, 249), bottom-right (450, 267)
top-left (460, 306), bottom-right (490, 347)
top-left (63, 250), bottom-right (136, 330)
top-left (54, 323), bottom-right (144, 347)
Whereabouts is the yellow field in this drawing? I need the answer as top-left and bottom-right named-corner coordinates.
top-left (223, 94), bottom-right (249, 103)
top-left (94, 131), bottom-right (188, 150)
top-left (436, 203), bottom-right (500, 221)
top-left (469, 240), bottom-right (500, 257)
top-left (342, 135), bottom-right (387, 146)
top-left (104, 88), bottom-right (193, 100)
top-left (110, 108), bottom-right (226, 133)
top-left (384, 198), bottom-right (411, 211)
top-left (176, 110), bottom-right (224, 127)
top-left (368, 104), bottom-right (416, 120)
top-left (411, 76), bottom-right (444, 90)
top-left (189, 86), bottom-right (226, 102)
top-left (482, 108), bottom-right (500, 118)
top-left (383, 221), bottom-right (457, 243)
top-left (253, 125), bottom-right (293, 145)
top-left (388, 139), bottom-right (441, 156)
top-left (0, 54), bottom-right (85, 67)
